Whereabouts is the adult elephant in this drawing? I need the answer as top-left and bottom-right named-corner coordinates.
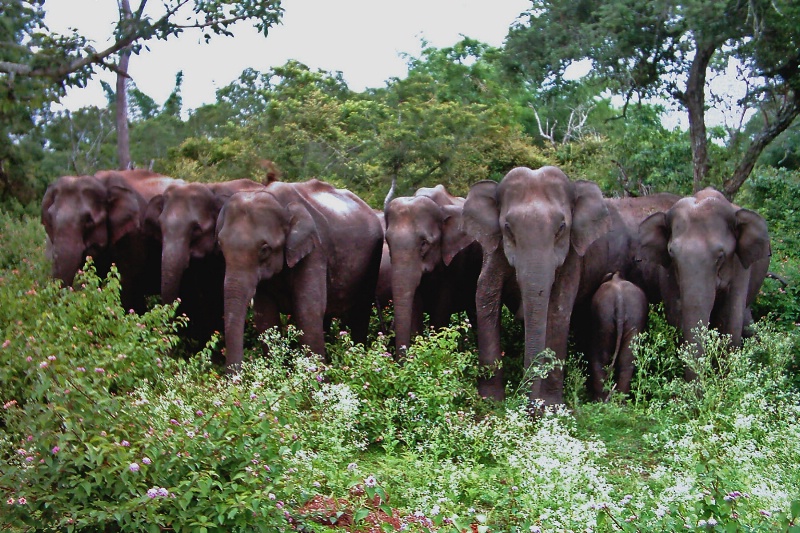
top-left (41, 169), bottom-right (177, 312)
top-left (216, 179), bottom-right (384, 370)
top-left (463, 166), bottom-right (679, 406)
top-left (638, 188), bottom-right (771, 379)
top-left (384, 185), bottom-right (480, 354)
top-left (144, 179), bottom-right (266, 341)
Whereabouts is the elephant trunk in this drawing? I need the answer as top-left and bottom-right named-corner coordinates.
top-left (223, 270), bottom-right (258, 372)
top-left (51, 226), bottom-right (88, 287)
top-left (517, 260), bottom-right (556, 405)
top-left (391, 262), bottom-right (424, 355)
top-left (678, 271), bottom-right (716, 380)
top-left (161, 237), bottom-right (191, 303)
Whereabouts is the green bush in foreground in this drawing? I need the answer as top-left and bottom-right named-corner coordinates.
top-left (1, 211), bottom-right (799, 532)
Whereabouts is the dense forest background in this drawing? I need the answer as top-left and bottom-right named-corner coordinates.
top-left (1, 0), bottom-right (798, 208)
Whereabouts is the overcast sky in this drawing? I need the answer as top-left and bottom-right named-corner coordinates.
top-left (45, 0), bottom-right (531, 113)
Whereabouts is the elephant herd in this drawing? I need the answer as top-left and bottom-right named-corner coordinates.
top-left (41, 166), bottom-right (771, 406)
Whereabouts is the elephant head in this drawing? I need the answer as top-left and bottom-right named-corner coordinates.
top-left (639, 188), bottom-right (770, 366)
top-left (41, 173), bottom-right (144, 287)
top-left (144, 182), bottom-right (227, 303)
top-left (216, 190), bottom-right (318, 369)
top-left (463, 166), bottom-right (610, 403)
top-left (384, 190), bottom-right (475, 352)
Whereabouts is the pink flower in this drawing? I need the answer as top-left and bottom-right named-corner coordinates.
top-left (94, 367), bottom-right (105, 373)
top-left (129, 463), bottom-right (140, 472)
top-left (76, 367), bottom-right (86, 372)
top-left (51, 446), bottom-right (60, 454)
top-left (142, 457), bottom-right (151, 465)
top-left (17, 497), bottom-right (26, 505)
top-left (6, 498), bottom-right (14, 505)
top-left (2, 339), bottom-right (10, 348)
top-left (39, 361), bottom-right (48, 368)
top-left (120, 440), bottom-right (130, 447)
top-left (364, 475), bottom-right (377, 487)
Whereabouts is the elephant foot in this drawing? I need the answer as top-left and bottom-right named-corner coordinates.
top-left (478, 375), bottom-right (505, 402)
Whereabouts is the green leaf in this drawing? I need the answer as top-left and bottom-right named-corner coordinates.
top-left (792, 500), bottom-right (800, 519)
top-left (353, 508), bottom-right (370, 523)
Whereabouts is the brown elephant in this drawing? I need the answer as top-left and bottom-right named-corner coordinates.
top-left (41, 169), bottom-right (178, 312)
top-left (384, 185), bottom-right (481, 354)
top-left (216, 179), bottom-right (384, 370)
top-left (638, 188), bottom-right (771, 379)
top-left (463, 166), bottom-right (679, 406)
top-left (587, 272), bottom-right (648, 401)
top-left (143, 179), bottom-right (266, 342)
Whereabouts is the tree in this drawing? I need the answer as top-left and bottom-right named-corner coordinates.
top-left (0, 0), bottom-right (284, 197)
top-left (503, 0), bottom-right (800, 198)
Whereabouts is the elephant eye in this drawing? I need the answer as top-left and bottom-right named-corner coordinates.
top-left (555, 220), bottom-right (566, 238)
top-left (503, 222), bottom-right (515, 243)
top-left (419, 238), bottom-right (430, 257)
top-left (258, 243), bottom-right (273, 261)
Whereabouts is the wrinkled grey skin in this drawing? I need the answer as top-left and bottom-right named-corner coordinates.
top-left (463, 166), bottom-right (680, 406)
top-left (41, 170), bottom-right (177, 312)
top-left (216, 179), bottom-right (384, 371)
top-left (384, 185), bottom-right (481, 354)
top-left (588, 272), bottom-right (648, 401)
top-left (144, 179), bottom-right (265, 341)
top-left (638, 188), bottom-right (771, 380)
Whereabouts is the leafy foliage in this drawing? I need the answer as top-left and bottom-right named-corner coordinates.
top-left (1, 210), bottom-right (800, 532)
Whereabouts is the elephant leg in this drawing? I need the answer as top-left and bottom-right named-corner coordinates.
top-left (615, 331), bottom-right (636, 396)
top-left (475, 253), bottom-right (509, 401)
top-left (291, 263), bottom-right (328, 360)
top-left (541, 256), bottom-right (580, 405)
top-left (714, 272), bottom-right (749, 347)
top-left (253, 289), bottom-right (281, 346)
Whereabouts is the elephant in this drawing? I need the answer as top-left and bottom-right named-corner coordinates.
top-left (373, 210), bottom-right (393, 312)
top-left (143, 179), bottom-right (266, 342)
top-left (384, 185), bottom-right (481, 354)
top-left (41, 169), bottom-right (179, 312)
top-left (587, 272), bottom-right (648, 402)
top-left (215, 179), bottom-right (384, 370)
top-left (463, 166), bottom-right (679, 406)
top-left (638, 187), bottom-right (771, 379)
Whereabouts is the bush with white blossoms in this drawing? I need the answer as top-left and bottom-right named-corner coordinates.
top-left (1, 213), bottom-right (799, 532)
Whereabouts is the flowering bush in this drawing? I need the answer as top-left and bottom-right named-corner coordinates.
top-left (1, 212), bottom-right (799, 532)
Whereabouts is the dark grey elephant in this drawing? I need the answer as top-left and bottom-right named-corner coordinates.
top-left (144, 179), bottom-right (265, 341)
top-left (463, 166), bottom-right (679, 406)
top-left (216, 179), bottom-right (384, 370)
top-left (638, 187), bottom-right (771, 379)
top-left (384, 185), bottom-right (481, 354)
top-left (41, 170), bottom-right (177, 312)
top-left (587, 272), bottom-right (648, 401)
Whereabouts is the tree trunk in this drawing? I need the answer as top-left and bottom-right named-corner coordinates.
top-left (116, 0), bottom-right (132, 170)
top-left (683, 40), bottom-right (716, 193)
top-left (723, 92), bottom-right (800, 199)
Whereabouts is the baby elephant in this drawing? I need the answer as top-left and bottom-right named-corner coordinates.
top-left (588, 272), bottom-right (648, 401)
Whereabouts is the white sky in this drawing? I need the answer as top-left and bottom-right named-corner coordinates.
top-left (45, 0), bottom-right (531, 113)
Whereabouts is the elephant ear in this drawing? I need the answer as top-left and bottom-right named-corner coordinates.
top-left (441, 205), bottom-right (475, 266)
top-left (639, 212), bottom-right (671, 267)
top-left (143, 195), bottom-right (165, 241)
top-left (106, 177), bottom-right (144, 244)
top-left (41, 183), bottom-right (57, 237)
top-left (462, 180), bottom-right (501, 254)
top-left (571, 180), bottom-right (611, 256)
top-left (735, 208), bottom-right (771, 268)
top-left (285, 202), bottom-right (317, 268)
